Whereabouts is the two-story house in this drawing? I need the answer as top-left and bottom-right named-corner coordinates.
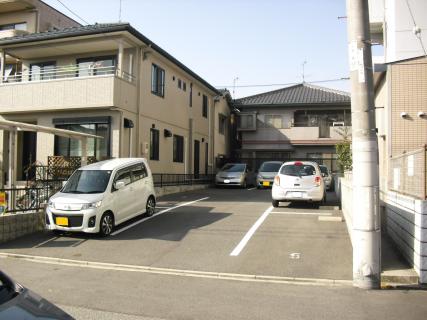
top-left (0, 22), bottom-right (231, 181)
top-left (233, 83), bottom-right (351, 172)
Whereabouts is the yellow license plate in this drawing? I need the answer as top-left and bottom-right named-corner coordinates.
top-left (56, 217), bottom-right (69, 226)
top-left (263, 181), bottom-right (270, 187)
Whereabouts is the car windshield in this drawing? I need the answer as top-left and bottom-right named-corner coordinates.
top-left (320, 166), bottom-right (329, 175)
top-left (62, 170), bottom-right (112, 194)
top-left (259, 162), bottom-right (282, 172)
top-left (281, 164), bottom-right (316, 177)
top-left (221, 164), bottom-right (246, 172)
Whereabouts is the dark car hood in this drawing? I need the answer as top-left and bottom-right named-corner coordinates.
top-left (0, 287), bottom-right (73, 319)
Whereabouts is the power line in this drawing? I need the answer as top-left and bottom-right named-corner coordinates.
top-left (215, 77), bottom-right (350, 89)
top-left (55, 0), bottom-right (91, 25)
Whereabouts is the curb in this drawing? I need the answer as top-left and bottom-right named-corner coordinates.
top-left (0, 252), bottom-right (353, 287)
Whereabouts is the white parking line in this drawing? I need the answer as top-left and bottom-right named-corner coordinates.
top-left (111, 197), bottom-right (209, 236)
top-left (247, 187), bottom-right (257, 191)
top-left (155, 206), bottom-right (172, 209)
top-left (32, 236), bottom-right (58, 248)
top-left (271, 211), bottom-right (333, 216)
top-left (230, 206), bottom-right (273, 256)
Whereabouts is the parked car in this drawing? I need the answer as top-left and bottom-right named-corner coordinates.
top-left (215, 163), bottom-right (254, 188)
top-left (46, 158), bottom-right (156, 237)
top-left (0, 270), bottom-right (73, 319)
top-left (256, 161), bottom-right (283, 188)
top-left (271, 161), bottom-right (325, 207)
top-left (319, 165), bottom-right (334, 191)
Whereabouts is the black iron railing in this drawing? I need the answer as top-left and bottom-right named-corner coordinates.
top-left (152, 174), bottom-right (215, 188)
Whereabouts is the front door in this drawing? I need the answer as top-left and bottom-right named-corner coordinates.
top-left (194, 140), bottom-right (200, 179)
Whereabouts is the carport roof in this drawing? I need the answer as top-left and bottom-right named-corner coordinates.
top-left (234, 83), bottom-right (350, 107)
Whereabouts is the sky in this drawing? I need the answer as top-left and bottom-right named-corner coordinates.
top-left (43, 0), bottom-right (350, 98)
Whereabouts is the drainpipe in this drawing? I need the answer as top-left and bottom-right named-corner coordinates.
top-left (8, 130), bottom-right (17, 211)
top-left (0, 50), bottom-right (5, 84)
top-left (117, 41), bottom-right (124, 77)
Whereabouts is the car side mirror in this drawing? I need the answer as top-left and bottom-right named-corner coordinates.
top-left (114, 181), bottom-right (126, 190)
top-left (62, 181), bottom-right (67, 187)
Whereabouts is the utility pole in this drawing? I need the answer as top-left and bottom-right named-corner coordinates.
top-left (346, 0), bottom-right (380, 289)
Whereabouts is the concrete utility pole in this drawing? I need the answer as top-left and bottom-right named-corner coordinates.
top-left (346, 0), bottom-right (381, 289)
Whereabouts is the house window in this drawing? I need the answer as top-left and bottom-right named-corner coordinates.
top-left (238, 114), bottom-right (256, 130)
top-left (150, 128), bottom-right (160, 160)
top-left (77, 56), bottom-right (115, 77)
top-left (178, 79), bottom-right (182, 89)
top-left (54, 118), bottom-right (111, 160)
top-left (30, 61), bottom-right (56, 81)
top-left (173, 135), bottom-right (184, 163)
top-left (151, 64), bottom-right (165, 97)
top-left (183, 82), bottom-right (187, 91)
top-left (0, 22), bottom-right (27, 31)
top-left (264, 115), bottom-right (283, 129)
top-left (218, 114), bottom-right (227, 135)
top-left (202, 95), bottom-right (208, 118)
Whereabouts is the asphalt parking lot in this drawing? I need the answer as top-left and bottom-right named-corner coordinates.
top-left (0, 187), bottom-right (352, 281)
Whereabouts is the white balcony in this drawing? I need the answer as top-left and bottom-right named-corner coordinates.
top-left (0, 65), bottom-right (137, 113)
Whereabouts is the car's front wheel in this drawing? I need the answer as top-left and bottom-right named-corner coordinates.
top-left (272, 200), bottom-right (279, 208)
top-left (99, 212), bottom-right (114, 237)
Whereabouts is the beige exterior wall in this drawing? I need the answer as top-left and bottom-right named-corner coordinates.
top-left (0, 31), bottom-right (230, 178)
top-left (214, 96), bottom-right (230, 160)
top-left (390, 57), bottom-right (427, 156)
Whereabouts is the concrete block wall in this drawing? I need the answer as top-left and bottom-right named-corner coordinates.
top-left (0, 211), bottom-right (45, 244)
top-left (155, 184), bottom-right (210, 198)
top-left (339, 173), bottom-right (354, 246)
top-left (383, 191), bottom-right (427, 283)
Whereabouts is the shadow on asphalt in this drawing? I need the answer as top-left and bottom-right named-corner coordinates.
top-left (0, 205), bottom-right (231, 249)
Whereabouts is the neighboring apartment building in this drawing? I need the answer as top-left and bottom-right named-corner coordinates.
top-left (233, 83), bottom-right (351, 171)
top-left (0, 23), bottom-right (231, 181)
top-left (0, 0), bottom-right (80, 38)
top-left (369, 0), bottom-right (427, 64)
top-left (368, 0), bottom-right (427, 283)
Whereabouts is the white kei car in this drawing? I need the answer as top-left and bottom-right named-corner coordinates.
top-left (46, 158), bottom-right (156, 236)
top-left (271, 161), bottom-right (326, 207)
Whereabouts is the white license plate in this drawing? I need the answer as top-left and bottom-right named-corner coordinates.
top-left (291, 192), bottom-right (303, 198)
top-left (224, 179), bottom-right (230, 183)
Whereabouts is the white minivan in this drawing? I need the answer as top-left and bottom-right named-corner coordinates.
top-left (271, 161), bottom-right (325, 207)
top-left (46, 158), bottom-right (156, 236)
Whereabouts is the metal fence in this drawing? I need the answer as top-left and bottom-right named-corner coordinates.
top-left (237, 157), bottom-right (340, 173)
top-left (0, 185), bottom-right (55, 214)
top-left (388, 147), bottom-right (426, 199)
top-left (152, 174), bottom-right (215, 188)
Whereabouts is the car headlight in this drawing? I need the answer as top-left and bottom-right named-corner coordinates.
top-left (257, 174), bottom-right (262, 179)
top-left (48, 201), bottom-right (55, 209)
top-left (81, 201), bottom-right (102, 210)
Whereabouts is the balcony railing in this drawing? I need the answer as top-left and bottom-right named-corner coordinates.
top-left (2, 65), bottom-right (135, 84)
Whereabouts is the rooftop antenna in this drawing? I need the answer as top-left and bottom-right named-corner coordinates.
top-left (119, 0), bottom-right (122, 22)
top-left (302, 60), bottom-right (307, 83)
top-left (233, 77), bottom-right (239, 98)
